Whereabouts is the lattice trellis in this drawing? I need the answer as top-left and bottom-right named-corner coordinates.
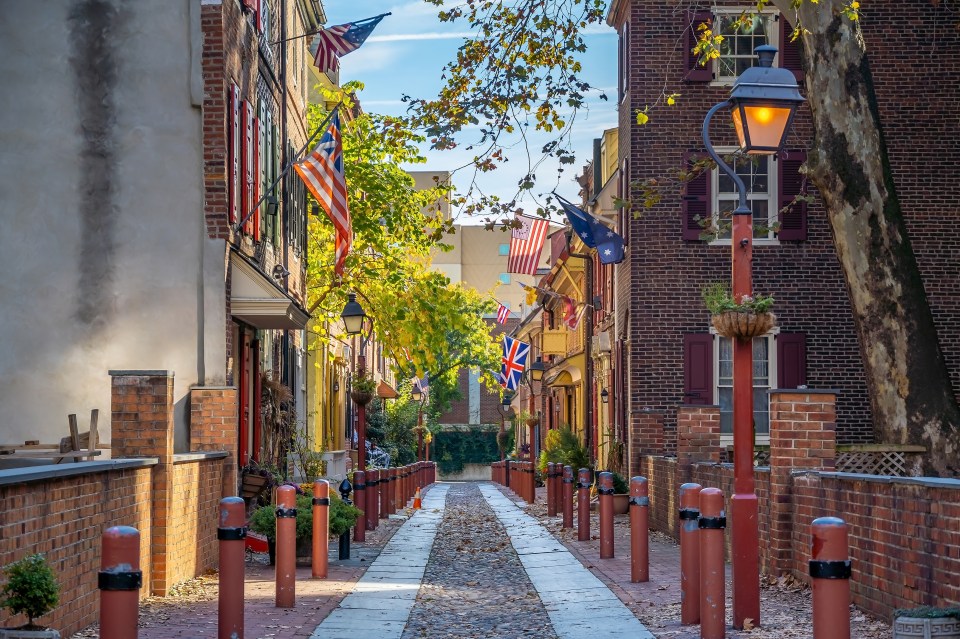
top-left (835, 449), bottom-right (923, 477)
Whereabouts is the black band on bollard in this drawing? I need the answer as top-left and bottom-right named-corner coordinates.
top-left (577, 481), bottom-right (592, 489)
top-left (312, 497), bottom-right (330, 506)
top-left (276, 507), bottom-right (298, 518)
top-left (629, 496), bottom-right (650, 507)
top-left (679, 508), bottom-right (700, 520)
top-left (217, 526), bottom-right (247, 541)
top-left (98, 570), bottom-right (143, 591)
top-left (563, 478), bottom-right (574, 484)
top-left (698, 516), bottom-right (727, 529)
top-left (809, 559), bottom-right (852, 579)
top-left (367, 479), bottom-right (378, 486)
top-left (354, 483), bottom-right (366, 490)
top-left (597, 487), bottom-right (615, 495)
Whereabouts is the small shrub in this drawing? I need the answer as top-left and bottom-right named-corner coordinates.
top-left (539, 425), bottom-right (590, 473)
top-left (893, 606), bottom-right (960, 620)
top-left (609, 471), bottom-right (629, 494)
top-left (248, 491), bottom-right (363, 542)
top-left (0, 553), bottom-right (60, 628)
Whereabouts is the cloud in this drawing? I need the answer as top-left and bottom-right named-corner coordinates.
top-left (368, 32), bottom-right (475, 43)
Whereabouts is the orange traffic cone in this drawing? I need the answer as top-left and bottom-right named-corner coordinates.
top-left (413, 487), bottom-right (422, 509)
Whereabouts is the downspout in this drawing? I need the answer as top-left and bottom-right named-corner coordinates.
top-left (565, 230), bottom-right (594, 464)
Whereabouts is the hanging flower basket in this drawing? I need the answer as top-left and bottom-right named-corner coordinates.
top-left (711, 311), bottom-right (776, 340)
top-left (525, 417), bottom-right (540, 428)
top-left (350, 390), bottom-right (374, 406)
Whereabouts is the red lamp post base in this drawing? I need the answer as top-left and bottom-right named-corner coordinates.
top-left (731, 491), bottom-right (760, 629)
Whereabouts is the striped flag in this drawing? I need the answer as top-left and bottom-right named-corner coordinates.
top-left (562, 296), bottom-right (585, 330)
top-left (294, 110), bottom-right (351, 276)
top-left (507, 215), bottom-right (549, 275)
top-left (309, 14), bottom-right (389, 74)
top-left (496, 303), bottom-right (510, 324)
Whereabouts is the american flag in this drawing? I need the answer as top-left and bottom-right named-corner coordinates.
top-left (294, 110), bottom-right (351, 276)
top-left (496, 303), bottom-right (510, 324)
top-left (500, 335), bottom-right (530, 391)
top-left (309, 14), bottom-right (389, 74)
top-left (562, 296), bottom-right (584, 330)
top-left (507, 215), bottom-right (549, 275)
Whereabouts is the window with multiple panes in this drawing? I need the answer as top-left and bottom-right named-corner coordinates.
top-left (682, 150), bottom-right (808, 242)
top-left (287, 141), bottom-right (307, 253)
top-left (712, 150), bottom-right (777, 242)
top-left (683, 332), bottom-right (807, 442)
top-left (499, 273), bottom-right (512, 285)
top-left (716, 335), bottom-right (772, 437)
top-left (498, 243), bottom-right (510, 256)
top-left (683, 11), bottom-right (803, 83)
top-left (618, 21), bottom-right (630, 103)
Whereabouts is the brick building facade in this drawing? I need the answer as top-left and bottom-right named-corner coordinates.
top-left (603, 0), bottom-right (960, 468)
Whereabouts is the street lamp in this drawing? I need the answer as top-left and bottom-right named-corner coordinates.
top-left (701, 45), bottom-right (803, 630)
top-left (341, 292), bottom-right (374, 471)
top-left (497, 391), bottom-right (515, 462)
top-left (600, 388), bottom-right (609, 404)
top-left (412, 380), bottom-right (427, 461)
top-left (529, 357), bottom-right (546, 382)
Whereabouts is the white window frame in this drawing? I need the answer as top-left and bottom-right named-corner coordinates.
top-left (710, 9), bottom-right (779, 86)
top-left (710, 327), bottom-right (779, 447)
top-left (709, 147), bottom-right (779, 247)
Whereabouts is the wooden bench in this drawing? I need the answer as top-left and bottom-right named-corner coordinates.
top-left (0, 410), bottom-right (108, 463)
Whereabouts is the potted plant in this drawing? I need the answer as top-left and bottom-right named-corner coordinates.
top-left (239, 459), bottom-right (282, 500)
top-left (893, 606), bottom-right (960, 639)
top-left (0, 554), bottom-right (61, 638)
top-left (702, 282), bottom-right (776, 340)
top-left (248, 485), bottom-right (363, 565)
top-left (350, 372), bottom-right (377, 406)
top-left (609, 471), bottom-right (631, 515)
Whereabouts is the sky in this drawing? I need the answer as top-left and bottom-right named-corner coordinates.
top-left (321, 1), bottom-right (619, 224)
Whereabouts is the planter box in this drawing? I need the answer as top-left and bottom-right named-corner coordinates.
top-left (241, 474), bottom-right (270, 499)
top-left (893, 616), bottom-right (960, 638)
top-left (0, 629), bottom-right (61, 639)
top-left (612, 493), bottom-right (630, 515)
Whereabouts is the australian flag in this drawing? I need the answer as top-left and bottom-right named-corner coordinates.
top-left (557, 195), bottom-right (625, 265)
top-left (500, 335), bottom-right (530, 392)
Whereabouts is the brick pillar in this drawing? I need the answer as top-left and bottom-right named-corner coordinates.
top-left (110, 370), bottom-right (175, 596)
top-left (629, 410), bottom-right (664, 477)
top-left (677, 405), bottom-right (721, 482)
top-left (190, 386), bottom-right (239, 498)
top-left (767, 390), bottom-right (837, 576)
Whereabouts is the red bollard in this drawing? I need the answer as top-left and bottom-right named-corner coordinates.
top-left (505, 460), bottom-right (511, 490)
top-left (546, 463), bottom-right (556, 516)
top-left (379, 469), bottom-right (388, 520)
top-left (99, 526), bottom-right (142, 639)
top-left (312, 480), bottom-right (330, 579)
top-left (562, 465), bottom-right (574, 529)
top-left (811, 517), bottom-right (851, 639)
top-left (275, 485), bottom-right (297, 608)
top-left (352, 471), bottom-right (366, 543)
top-left (699, 488), bottom-right (726, 639)
top-left (218, 498), bottom-right (246, 639)
top-left (577, 468), bottom-right (592, 542)
top-left (680, 483), bottom-right (703, 625)
top-left (552, 463), bottom-right (562, 514)
top-left (630, 476), bottom-right (649, 582)
top-left (365, 469), bottom-right (379, 531)
top-left (528, 462), bottom-right (536, 504)
top-left (598, 471), bottom-right (615, 559)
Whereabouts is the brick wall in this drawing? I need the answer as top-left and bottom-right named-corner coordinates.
top-left (676, 405), bottom-right (721, 480)
top-left (628, 409), bottom-right (663, 476)
top-left (190, 386), bottom-right (239, 495)
top-left (167, 458), bottom-right (224, 587)
top-left (606, 0), bottom-right (960, 448)
top-left (0, 462), bottom-right (155, 636)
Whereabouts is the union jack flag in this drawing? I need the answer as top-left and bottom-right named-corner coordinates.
top-left (496, 303), bottom-right (510, 324)
top-left (294, 110), bottom-right (351, 276)
top-left (309, 14), bottom-right (389, 74)
top-left (500, 335), bottom-right (530, 391)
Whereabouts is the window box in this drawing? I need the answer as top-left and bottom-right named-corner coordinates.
top-left (711, 311), bottom-right (776, 340)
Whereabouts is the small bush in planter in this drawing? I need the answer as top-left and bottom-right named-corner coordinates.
top-left (248, 491), bottom-right (363, 543)
top-left (0, 554), bottom-right (60, 631)
top-left (609, 471), bottom-right (630, 495)
top-left (893, 606), bottom-right (960, 639)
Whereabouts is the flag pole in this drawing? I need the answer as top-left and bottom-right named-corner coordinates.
top-left (269, 13), bottom-right (392, 47)
top-left (233, 102), bottom-right (342, 233)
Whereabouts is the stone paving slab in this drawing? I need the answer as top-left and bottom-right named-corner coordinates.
top-left (308, 485), bottom-right (449, 639)
top-left (480, 483), bottom-right (655, 639)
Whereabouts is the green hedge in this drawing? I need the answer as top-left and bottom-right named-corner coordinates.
top-left (433, 427), bottom-right (499, 475)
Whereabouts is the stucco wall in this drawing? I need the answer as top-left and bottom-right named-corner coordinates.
top-left (0, 0), bottom-right (226, 450)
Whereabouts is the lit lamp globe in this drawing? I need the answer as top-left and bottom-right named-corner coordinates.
top-left (411, 383), bottom-right (423, 402)
top-left (729, 45), bottom-right (806, 155)
top-left (340, 292), bottom-right (367, 335)
top-left (529, 357), bottom-right (546, 383)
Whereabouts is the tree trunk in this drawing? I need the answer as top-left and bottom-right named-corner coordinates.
top-left (776, 1), bottom-right (960, 476)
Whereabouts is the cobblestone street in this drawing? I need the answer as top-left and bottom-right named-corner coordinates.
top-left (400, 483), bottom-right (557, 639)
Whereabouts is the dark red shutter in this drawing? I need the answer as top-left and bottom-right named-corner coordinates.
top-left (682, 153), bottom-right (710, 240)
top-left (683, 334), bottom-right (714, 405)
top-left (779, 15), bottom-right (804, 81)
top-left (242, 101), bottom-right (254, 235)
top-left (229, 85), bottom-right (240, 224)
top-left (252, 114), bottom-right (261, 241)
top-left (684, 11), bottom-right (714, 82)
top-left (776, 333), bottom-right (807, 389)
top-left (777, 150), bottom-right (807, 241)
top-left (619, 158), bottom-right (630, 246)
